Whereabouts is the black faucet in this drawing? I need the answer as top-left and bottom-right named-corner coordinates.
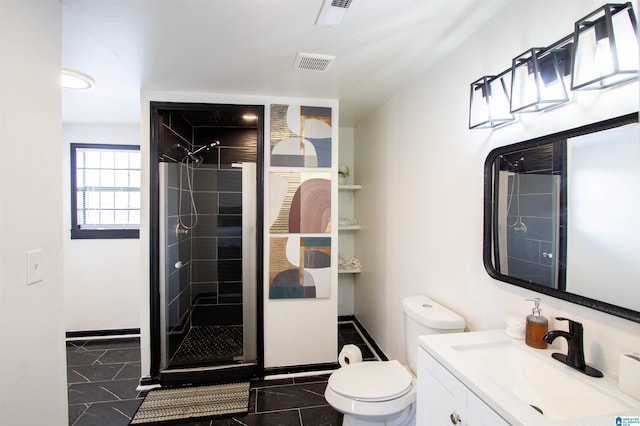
top-left (542, 317), bottom-right (603, 378)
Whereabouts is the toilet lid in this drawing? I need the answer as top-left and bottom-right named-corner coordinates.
top-left (328, 360), bottom-right (412, 402)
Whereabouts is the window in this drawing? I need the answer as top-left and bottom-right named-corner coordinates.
top-left (70, 143), bottom-right (140, 239)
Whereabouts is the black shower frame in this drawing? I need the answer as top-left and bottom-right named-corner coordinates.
top-left (147, 101), bottom-right (265, 386)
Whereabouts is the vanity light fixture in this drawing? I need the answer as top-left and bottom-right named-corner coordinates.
top-left (243, 114), bottom-right (258, 121)
top-left (469, 2), bottom-right (639, 129)
top-left (510, 44), bottom-right (570, 113)
top-left (469, 70), bottom-right (515, 129)
top-left (61, 69), bottom-right (95, 89)
top-left (571, 2), bottom-right (639, 90)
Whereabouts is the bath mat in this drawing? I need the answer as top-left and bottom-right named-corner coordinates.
top-left (129, 382), bottom-right (250, 425)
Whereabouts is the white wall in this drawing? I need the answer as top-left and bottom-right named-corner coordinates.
top-left (354, 0), bottom-right (640, 376)
top-left (139, 92), bottom-right (339, 378)
top-left (0, 1), bottom-right (68, 424)
top-left (62, 124), bottom-right (141, 332)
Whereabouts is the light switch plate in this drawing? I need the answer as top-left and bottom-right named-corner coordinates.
top-left (26, 249), bottom-right (43, 285)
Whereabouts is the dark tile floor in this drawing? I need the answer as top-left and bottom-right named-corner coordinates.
top-left (67, 337), bottom-right (144, 426)
top-left (66, 321), bottom-right (376, 425)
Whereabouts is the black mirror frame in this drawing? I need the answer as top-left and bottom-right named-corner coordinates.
top-left (483, 112), bottom-right (640, 324)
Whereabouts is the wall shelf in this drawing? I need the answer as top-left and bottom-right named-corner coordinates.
top-left (338, 185), bottom-right (362, 276)
top-left (339, 184), bottom-right (362, 191)
top-left (338, 225), bottom-right (361, 231)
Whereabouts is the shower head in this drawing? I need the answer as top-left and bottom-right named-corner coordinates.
top-left (177, 142), bottom-right (219, 164)
top-left (499, 155), bottom-right (524, 172)
top-left (191, 140), bottom-right (220, 156)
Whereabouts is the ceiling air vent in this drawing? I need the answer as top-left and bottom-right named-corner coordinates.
top-left (293, 53), bottom-right (336, 72)
top-left (331, 0), bottom-right (353, 8)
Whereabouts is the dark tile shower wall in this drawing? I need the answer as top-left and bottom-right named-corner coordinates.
top-left (196, 127), bottom-right (258, 167)
top-left (190, 127), bottom-right (251, 329)
top-left (159, 112), bottom-right (194, 162)
top-left (161, 112), bottom-right (198, 361)
top-left (504, 143), bottom-right (564, 288)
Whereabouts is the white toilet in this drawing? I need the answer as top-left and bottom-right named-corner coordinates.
top-left (325, 295), bottom-right (465, 426)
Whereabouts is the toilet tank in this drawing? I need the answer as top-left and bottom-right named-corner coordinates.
top-left (402, 295), bottom-right (465, 373)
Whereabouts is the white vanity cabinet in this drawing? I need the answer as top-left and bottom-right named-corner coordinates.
top-left (418, 346), bottom-right (509, 425)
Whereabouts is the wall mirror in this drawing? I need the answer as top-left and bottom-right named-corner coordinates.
top-left (484, 112), bottom-right (640, 323)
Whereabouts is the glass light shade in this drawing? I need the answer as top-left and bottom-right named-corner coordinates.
top-left (469, 72), bottom-right (515, 129)
top-left (61, 69), bottom-right (95, 89)
top-left (510, 48), bottom-right (570, 113)
top-left (572, 3), bottom-right (639, 90)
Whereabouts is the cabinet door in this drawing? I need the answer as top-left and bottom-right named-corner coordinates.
top-left (417, 348), bottom-right (467, 425)
top-left (467, 392), bottom-right (510, 426)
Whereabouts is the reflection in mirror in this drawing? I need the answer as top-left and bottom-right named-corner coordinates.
top-left (494, 143), bottom-right (564, 290)
top-left (484, 113), bottom-right (640, 323)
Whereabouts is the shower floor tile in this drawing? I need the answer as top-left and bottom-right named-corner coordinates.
top-left (169, 325), bottom-right (243, 368)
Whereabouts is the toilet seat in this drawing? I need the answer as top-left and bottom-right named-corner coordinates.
top-left (328, 360), bottom-right (412, 402)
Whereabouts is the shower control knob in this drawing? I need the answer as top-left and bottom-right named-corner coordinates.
top-left (542, 252), bottom-right (553, 258)
top-left (175, 223), bottom-right (189, 236)
top-left (450, 412), bottom-right (462, 424)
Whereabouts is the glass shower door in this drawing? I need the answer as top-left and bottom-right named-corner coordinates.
top-left (158, 160), bottom-right (257, 371)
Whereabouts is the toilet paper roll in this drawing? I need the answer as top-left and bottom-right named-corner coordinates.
top-left (339, 344), bottom-right (362, 367)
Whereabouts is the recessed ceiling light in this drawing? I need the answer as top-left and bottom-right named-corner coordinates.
top-left (61, 69), bottom-right (95, 89)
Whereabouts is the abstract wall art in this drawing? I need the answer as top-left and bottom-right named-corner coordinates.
top-left (270, 104), bottom-right (332, 168)
top-left (269, 171), bottom-right (331, 234)
top-left (269, 236), bottom-right (331, 299)
top-left (268, 104), bottom-right (333, 300)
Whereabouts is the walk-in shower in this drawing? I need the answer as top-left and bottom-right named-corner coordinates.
top-left (150, 103), bottom-right (264, 385)
top-left (175, 141), bottom-right (221, 231)
top-left (495, 146), bottom-right (562, 289)
top-left (503, 156), bottom-right (527, 236)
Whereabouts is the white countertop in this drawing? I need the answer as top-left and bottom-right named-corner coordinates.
top-left (418, 330), bottom-right (640, 425)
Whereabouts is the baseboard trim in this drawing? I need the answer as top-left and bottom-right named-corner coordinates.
top-left (264, 362), bottom-right (339, 378)
top-left (66, 328), bottom-right (140, 340)
top-left (138, 376), bottom-right (161, 390)
top-left (159, 364), bottom-right (256, 387)
top-left (343, 316), bottom-right (389, 362)
top-left (338, 315), bottom-right (355, 322)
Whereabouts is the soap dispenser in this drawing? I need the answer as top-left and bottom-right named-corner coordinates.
top-left (525, 298), bottom-right (548, 349)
